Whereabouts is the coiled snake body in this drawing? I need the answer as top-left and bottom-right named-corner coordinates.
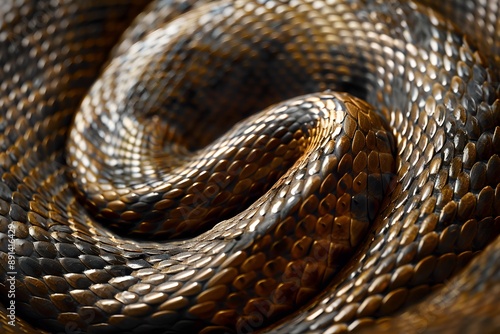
top-left (1, 0), bottom-right (500, 333)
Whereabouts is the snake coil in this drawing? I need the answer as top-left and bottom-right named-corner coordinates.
top-left (1, 0), bottom-right (500, 333)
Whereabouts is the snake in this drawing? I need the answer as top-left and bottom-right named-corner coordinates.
top-left (1, 0), bottom-right (500, 333)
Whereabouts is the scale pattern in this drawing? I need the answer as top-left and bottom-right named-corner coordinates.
top-left (0, 0), bottom-right (499, 333)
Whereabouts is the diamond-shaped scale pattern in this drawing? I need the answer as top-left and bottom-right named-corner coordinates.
top-left (0, 0), bottom-right (499, 334)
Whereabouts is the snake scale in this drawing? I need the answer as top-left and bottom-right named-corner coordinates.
top-left (1, 0), bottom-right (500, 333)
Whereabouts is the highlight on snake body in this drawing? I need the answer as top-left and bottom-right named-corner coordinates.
top-left (0, 0), bottom-right (499, 333)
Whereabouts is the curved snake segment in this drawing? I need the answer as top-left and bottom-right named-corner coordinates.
top-left (68, 89), bottom-right (395, 240)
top-left (1, 1), bottom-right (500, 334)
top-left (66, 1), bottom-right (397, 239)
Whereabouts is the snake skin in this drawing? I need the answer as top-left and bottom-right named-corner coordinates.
top-left (1, 0), bottom-right (500, 333)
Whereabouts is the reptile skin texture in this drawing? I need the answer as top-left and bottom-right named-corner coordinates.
top-left (0, 0), bottom-right (499, 333)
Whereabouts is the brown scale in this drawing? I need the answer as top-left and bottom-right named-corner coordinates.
top-left (0, 0), bottom-right (500, 334)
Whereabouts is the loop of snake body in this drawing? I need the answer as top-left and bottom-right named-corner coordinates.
top-left (1, 0), bottom-right (500, 333)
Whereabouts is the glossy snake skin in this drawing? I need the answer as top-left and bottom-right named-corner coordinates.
top-left (1, 0), bottom-right (500, 333)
